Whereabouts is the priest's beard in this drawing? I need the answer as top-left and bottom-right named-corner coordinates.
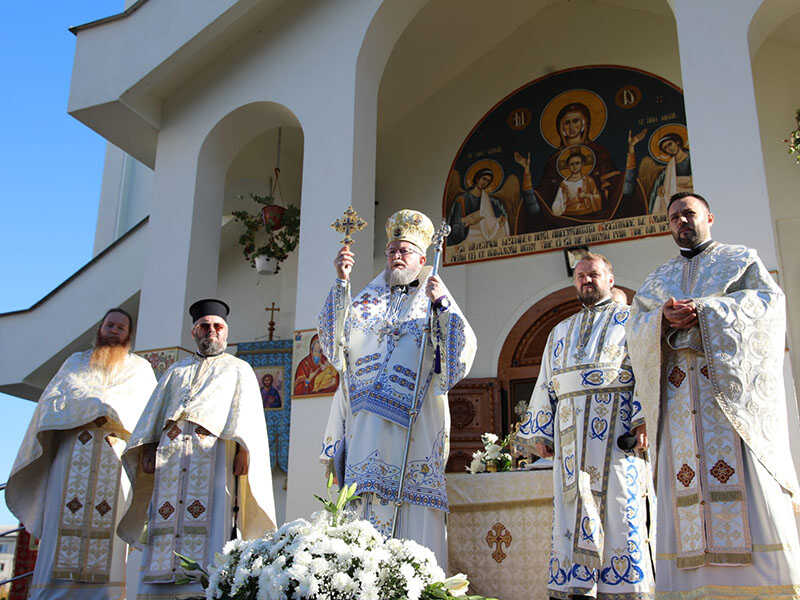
top-left (387, 264), bottom-right (422, 287)
top-left (194, 332), bottom-right (227, 356)
top-left (90, 335), bottom-right (130, 373)
top-left (577, 283), bottom-right (607, 306)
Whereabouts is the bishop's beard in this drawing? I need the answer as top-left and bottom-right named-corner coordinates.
top-left (387, 264), bottom-right (422, 287)
top-left (90, 334), bottom-right (131, 373)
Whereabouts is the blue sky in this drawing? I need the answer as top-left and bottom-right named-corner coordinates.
top-left (0, 2), bottom-right (122, 525)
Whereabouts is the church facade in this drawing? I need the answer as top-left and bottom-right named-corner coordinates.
top-left (2, 0), bottom-right (800, 533)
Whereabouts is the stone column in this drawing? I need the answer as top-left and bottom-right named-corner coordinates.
top-left (668, 0), bottom-right (776, 266)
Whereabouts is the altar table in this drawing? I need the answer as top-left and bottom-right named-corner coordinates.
top-left (447, 469), bottom-right (553, 600)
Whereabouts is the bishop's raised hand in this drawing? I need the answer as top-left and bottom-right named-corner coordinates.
top-left (334, 246), bottom-right (355, 280)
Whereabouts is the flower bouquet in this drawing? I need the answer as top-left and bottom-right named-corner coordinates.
top-left (466, 433), bottom-right (513, 474)
top-left (177, 477), bottom-right (497, 600)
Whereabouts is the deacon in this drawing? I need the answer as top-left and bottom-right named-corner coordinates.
top-left (118, 299), bottom-right (276, 599)
top-left (7, 308), bottom-right (156, 600)
top-left (319, 209), bottom-right (476, 567)
top-left (627, 192), bottom-right (800, 598)
top-left (518, 253), bottom-right (654, 600)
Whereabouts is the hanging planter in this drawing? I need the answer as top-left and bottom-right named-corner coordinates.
top-left (231, 195), bottom-right (300, 275)
top-left (254, 255), bottom-right (279, 275)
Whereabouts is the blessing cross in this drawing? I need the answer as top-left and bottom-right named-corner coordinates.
top-left (331, 205), bottom-right (367, 246)
top-left (265, 302), bottom-right (280, 341)
top-left (485, 522), bottom-right (513, 564)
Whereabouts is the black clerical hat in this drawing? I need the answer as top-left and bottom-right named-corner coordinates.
top-left (189, 298), bottom-right (230, 323)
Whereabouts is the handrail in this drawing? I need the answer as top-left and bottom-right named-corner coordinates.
top-left (0, 571), bottom-right (33, 586)
top-left (0, 527), bottom-right (22, 538)
top-left (0, 482), bottom-right (6, 492)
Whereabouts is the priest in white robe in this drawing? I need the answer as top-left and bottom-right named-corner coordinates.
top-left (627, 192), bottom-right (800, 599)
top-left (319, 209), bottom-right (476, 569)
top-left (7, 308), bottom-right (157, 600)
top-left (118, 299), bottom-right (276, 600)
top-left (518, 253), bottom-right (654, 600)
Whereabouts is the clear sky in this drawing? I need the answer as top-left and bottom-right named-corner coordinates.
top-left (0, 2), bottom-right (122, 526)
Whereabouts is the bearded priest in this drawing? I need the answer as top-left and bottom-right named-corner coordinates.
top-left (627, 192), bottom-right (800, 599)
top-left (517, 253), bottom-right (654, 600)
top-left (7, 308), bottom-right (157, 600)
top-left (318, 209), bottom-right (477, 569)
top-left (118, 299), bottom-right (276, 599)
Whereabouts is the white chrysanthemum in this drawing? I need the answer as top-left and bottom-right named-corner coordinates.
top-left (331, 571), bottom-right (354, 593)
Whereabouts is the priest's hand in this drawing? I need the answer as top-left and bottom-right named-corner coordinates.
top-left (234, 446), bottom-right (250, 476)
top-left (633, 423), bottom-right (648, 450)
top-left (534, 441), bottom-right (554, 459)
top-left (335, 246), bottom-right (355, 280)
top-left (141, 443), bottom-right (157, 474)
top-left (663, 297), bottom-right (698, 330)
top-left (426, 275), bottom-right (445, 303)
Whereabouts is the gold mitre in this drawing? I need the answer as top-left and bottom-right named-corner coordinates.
top-left (385, 209), bottom-right (434, 252)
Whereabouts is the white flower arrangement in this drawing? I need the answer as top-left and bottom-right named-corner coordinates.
top-left (466, 433), bottom-right (513, 474)
top-left (176, 477), bottom-right (496, 600)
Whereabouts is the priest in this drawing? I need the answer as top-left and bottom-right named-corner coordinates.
top-left (627, 192), bottom-right (800, 598)
top-left (319, 209), bottom-right (476, 568)
top-left (7, 308), bottom-right (156, 600)
top-left (518, 253), bottom-right (654, 600)
top-left (118, 299), bottom-right (276, 599)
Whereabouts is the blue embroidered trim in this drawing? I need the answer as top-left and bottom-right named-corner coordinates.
top-left (345, 429), bottom-right (449, 511)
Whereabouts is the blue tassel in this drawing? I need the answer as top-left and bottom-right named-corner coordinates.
top-left (434, 344), bottom-right (441, 374)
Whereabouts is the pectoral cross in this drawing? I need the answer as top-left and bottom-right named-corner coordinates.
top-left (265, 302), bottom-right (280, 341)
top-left (331, 205), bottom-right (367, 246)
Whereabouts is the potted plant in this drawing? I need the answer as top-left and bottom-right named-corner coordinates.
top-left (231, 193), bottom-right (300, 274)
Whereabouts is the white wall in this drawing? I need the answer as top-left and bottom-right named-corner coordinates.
top-left (376, 0), bottom-right (681, 376)
top-left (753, 36), bottom-right (800, 395)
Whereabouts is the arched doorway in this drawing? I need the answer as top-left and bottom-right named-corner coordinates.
top-left (497, 286), bottom-right (633, 430)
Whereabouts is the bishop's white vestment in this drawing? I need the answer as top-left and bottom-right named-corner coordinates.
top-left (627, 241), bottom-right (800, 599)
top-left (318, 267), bottom-right (476, 568)
top-left (518, 298), bottom-right (654, 599)
top-left (118, 352), bottom-right (276, 599)
top-left (7, 350), bottom-right (156, 600)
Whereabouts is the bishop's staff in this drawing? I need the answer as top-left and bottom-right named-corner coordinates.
top-left (390, 221), bottom-right (451, 538)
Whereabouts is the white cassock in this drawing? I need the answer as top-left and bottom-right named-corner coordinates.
top-left (627, 241), bottom-right (800, 599)
top-left (318, 266), bottom-right (476, 569)
top-left (117, 352), bottom-right (276, 600)
top-left (517, 298), bottom-right (654, 600)
top-left (6, 350), bottom-right (156, 600)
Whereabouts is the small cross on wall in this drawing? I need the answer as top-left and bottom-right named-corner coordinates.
top-left (265, 302), bottom-right (280, 341)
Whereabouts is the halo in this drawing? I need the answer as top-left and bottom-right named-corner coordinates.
top-left (648, 123), bottom-right (689, 163)
top-left (540, 89), bottom-right (607, 148)
top-left (557, 145), bottom-right (597, 179)
top-left (464, 158), bottom-right (505, 194)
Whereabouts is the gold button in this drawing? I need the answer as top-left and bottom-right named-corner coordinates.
top-left (691, 410), bottom-right (697, 415)
top-left (695, 454), bottom-right (701, 459)
top-left (700, 500), bottom-right (705, 505)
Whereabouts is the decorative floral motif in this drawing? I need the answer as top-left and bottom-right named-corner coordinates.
top-left (95, 499), bottom-right (111, 516)
top-left (66, 497), bottom-right (83, 514)
top-left (710, 459), bottom-right (735, 483)
top-left (158, 501), bottom-right (175, 520)
top-left (166, 424), bottom-right (181, 441)
top-left (187, 499), bottom-right (206, 518)
top-left (676, 463), bottom-right (695, 487)
top-left (668, 366), bottom-right (686, 387)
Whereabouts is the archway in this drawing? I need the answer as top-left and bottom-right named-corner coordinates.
top-left (496, 286), bottom-right (633, 430)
